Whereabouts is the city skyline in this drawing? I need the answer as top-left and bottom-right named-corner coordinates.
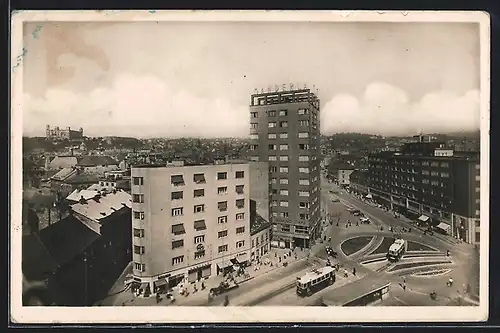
top-left (23, 22), bottom-right (480, 139)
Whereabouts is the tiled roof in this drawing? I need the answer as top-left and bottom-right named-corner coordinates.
top-left (77, 155), bottom-right (119, 167)
top-left (38, 215), bottom-right (100, 267)
top-left (70, 190), bottom-right (132, 221)
top-left (48, 156), bottom-right (79, 169)
top-left (22, 233), bottom-right (59, 280)
top-left (50, 167), bottom-right (77, 181)
top-left (250, 214), bottom-right (272, 235)
top-left (64, 173), bottom-right (102, 184)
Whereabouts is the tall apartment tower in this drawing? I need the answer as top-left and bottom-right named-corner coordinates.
top-left (248, 88), bottom-right (322, 249)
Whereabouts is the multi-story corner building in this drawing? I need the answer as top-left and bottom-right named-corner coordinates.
top-left (248, 88), bottom-right (322, 249)
top-left (367, 136), bottom-right (480, 245)
top-left (130, 160), bottom-right (252, 296)
top-left (46, 125), bottom-right (84, 141)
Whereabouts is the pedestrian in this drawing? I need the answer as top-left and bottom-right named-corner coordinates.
top-left (352, 267), bottom-right (356, 276)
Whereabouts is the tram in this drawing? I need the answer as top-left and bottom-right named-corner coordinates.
top-left (296, 266), bottom-right (336, 297)
top-left (387, 238), bottom-right (406, 262)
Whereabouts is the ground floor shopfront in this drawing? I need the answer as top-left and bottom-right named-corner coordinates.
top-left (271, 221), bottom-right (321, 250)
top-left (369, 188), bottom-right (479, 245)
top-left (130, 250), bottom-right (250, 297)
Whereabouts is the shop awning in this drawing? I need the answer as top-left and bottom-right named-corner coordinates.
top-left (436, 222), bottom-right (451, 233)
top-left (139, 282), bottom-right (149, 290)
top-left (217, 261), bottom-right (233, 269)
top-left (418, 215), bottom-right (430, 222)
top-left (154, 279), bottom-right (167, 287)
top-left (365, 194), bottom-right (373, 199)
top-left (234, 253), bottom-right (249, 264)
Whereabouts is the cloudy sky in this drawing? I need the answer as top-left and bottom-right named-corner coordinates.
top-left (22, 21), bottom-right (480, 138)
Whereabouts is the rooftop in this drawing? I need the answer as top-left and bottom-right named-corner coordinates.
top-left (22, 233), bottom-right (59, 280)
top-left (38, 214), bottom-right (100, 267)
top-left (250, 213), bottom-right (272, 235)
top-left (250, 88), bottom-right (320, 107)
top-left (132, 159), bottom-right (250, 169)
top-left (297, 266), bottom-right (335, 284)
top-left (70, 189), bottom-right (132, 221)
top-left (77, 155), bottom-right (119, 167)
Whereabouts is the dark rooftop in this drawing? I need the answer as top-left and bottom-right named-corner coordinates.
top-left (22, 233), bottom-right (59, 280)
top-left (250, 213), bottom-right (272, 235)
top-left (77, 155), bottom-right (119, 167)
top-left (38, 214), bottom-right (100, 267)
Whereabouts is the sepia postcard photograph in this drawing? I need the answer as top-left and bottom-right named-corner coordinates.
top-left (10, 10), bottom-right (490, 324)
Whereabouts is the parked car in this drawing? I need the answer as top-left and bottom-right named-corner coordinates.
top-left (352, 210), bottom-right (362, 216)
top-left (331, 198), bottom-right (340, 203)
top-left (360, 217), bottom-right (371, 224)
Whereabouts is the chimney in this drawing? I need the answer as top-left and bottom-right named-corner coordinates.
top-left (79, 195), bottom-right (88, 204)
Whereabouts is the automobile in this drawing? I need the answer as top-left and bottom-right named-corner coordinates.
top-left (331, 198), bottom-right (340, 203)
top-left (325, 245), bottom-right (338, 258)
top-left (352, 210), bottom-right (362, 216)
top-left (360, 217), bottom-right (371, 224)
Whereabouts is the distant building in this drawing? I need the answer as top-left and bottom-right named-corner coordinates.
top-left (249, 88), bottom-right (322, 249)
top-left (130, 161), bottom-right (252, 297)
top-left (337, 164), bottom-right (355, 186)
top-left (46, 125), bottom-right (84, 141)
top-left (367, 136), bottom-right (480, 244)
top-left (349, 170), bottom-right (370, 196)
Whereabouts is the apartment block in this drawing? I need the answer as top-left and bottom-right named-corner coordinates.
top-left (367, 137), bottom-right (480, 245)
top-left (249, 88), bottom-right (322, 249)
top-left (130, 161), bottom-right (252, 296)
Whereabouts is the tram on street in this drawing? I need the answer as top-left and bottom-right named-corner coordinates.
top-left (296, 266), bottom-right (336, 297)
top-left (387, 238), bottom-right (406, 262)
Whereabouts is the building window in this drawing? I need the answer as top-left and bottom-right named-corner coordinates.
top-left (134, 263), bottom-right (145, 272)
top-left (250, 111), bottom-right (258, 118)
top-left (298, 132), bottom-right (309, 138)
top-left (280, 178), bottom-right (289, 185)
top-left (299, 144), bottom-right (310, 150)
top-left (236, 213), bottom-right (245, 220)
top-left (250, 133), bottom-right (259, 140)
top-left (194, 250), bottom-right (205, 259)
top-left (194, 219), bottom-right (207, 231)
top-left (194, 189), bottom-right (205, 197)
top-left (422, 170), bottom-right (430, 175)
top-left (236, 240), bottom-right (245, 248)
top-left (279, 144), bottom-right (289, 151)
top-left (236, 226), bottom-right (245, 234)
top-left (172, 223), bottom-right (186, 235)
top-left (431, 162), bottom-right (439, 167)
top-left (280, 212), bottom-right (289, 218)
top-left (172, 256), bottom-right (184, 265)
top-left (250, 156), bottom-right (259, 162)
top-left (299, 191), bottom-right (310, 197)
top-left (218, 245), bottom-right (228, 253)
top-left (171, 175), bottom-right (185, 186)
top-left (268, 133), bottom-right (277, 139)
top-left (279, 121), bottom-right (288, 128)
top-left (218, 201), bottom-right (228, 212)
top-left (172, 239), bottom-right (184, 249)
top-left (133, 228), bottom-right (145, 237)
top-left (431, 171), bottom-right (439, 176)
top-left (268, 122), bottom-right (277, 128)
top-left (271, 178), bottom-right (277, 184)
top-left (194, 204), bottom-right (205, 213)
top-left (299, 120), bottom-right (309, 127)
top-left (279, 155), bottom-right (288, 161)
top-left (279, 110), bottom-right (288, 116)
top-left (422, 179), bottom-right (430, 184)
top-left (235, 170), bottom-right (244, 179)
top-left (249, 144), bottom-right (259, 151)
top-left (298, 108), bottom-right (309, 115)
top-left (299, 156), bottom-right (309, 162)
top-left (279, 133), bottom-right (288, 139)
top-left (218, 216), bottom-right (228, 224)
top-left (270, 200), bottom-right (278, 207)
top-left (269, 144), bottom-right (277, 151)
top-left (134, 245), bottom-right (145, 255)
top-left (441, 162), bottom-right (449, 168)
top-left (299, 179), bottom-right (310, 185)
top-left (171, 191), bottom-right (183, 200)
top-left (236, 199), bottom-right (245, 209)
top-left (236, 185), bottom-right (244, 194)
top-left (299, 214), bottom-right (310, 220)
top-left (280, 201), bottom-right (289, 207)
top-left (218, 186), bottom-right (228, 195)
top-left (132, 177), bottom-right (144, 185)
top-left (441, 172), bottom-right (450, 178)
top-left (218, 230), bottom-right (228, 238)
top-left (280, 189), bottom-right (289, 196)
top-left (172, 207), bottom-right (184, 216)
top-left (133, 211), bottom-right (145, 220)
top-left (279, 167), bottom-right (289, 173)
top-left (299, 167), bottom-right (310, 173)
top-left (250, 123), bottom-right (258, 129)
top-left (269, 156), bottom-right (277, 161)
top-left (193, 173), bottom-right (206, 184)
top-left (475, 164), bottom-right (480, 170)
top-left (270, 166), bottom-right (278, 173)
top-left (194, 235), bottom-right (205, 244)
top-left (217, 172), bottom-right (227, 180)
top-left (268, 110), bottom-right (276, 117)
top-left (299, 202), bottom-right (310, 209)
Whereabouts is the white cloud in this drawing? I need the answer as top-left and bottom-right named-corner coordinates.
top-left (321, 82), bottom-right (480, 136)
top-left (23, 73), bottom-right (249, 138)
